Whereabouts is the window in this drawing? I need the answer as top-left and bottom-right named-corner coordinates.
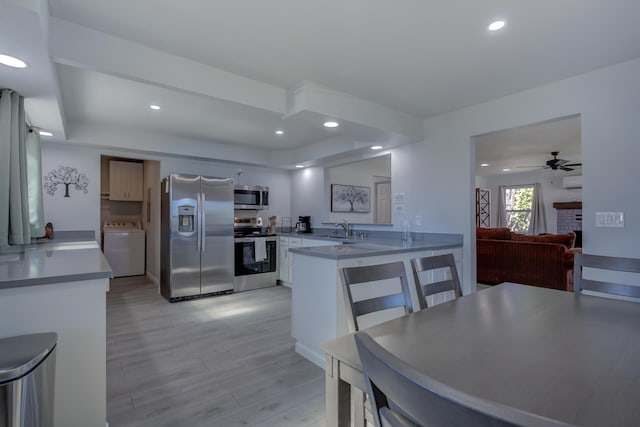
top-left (503, 185), bottom-right (534, 232)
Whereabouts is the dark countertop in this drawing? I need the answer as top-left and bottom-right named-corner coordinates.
top-left (0, 233), bottom-right (113, 290)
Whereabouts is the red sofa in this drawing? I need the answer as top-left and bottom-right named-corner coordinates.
top-left (476, 228), bottom-right (578, 292)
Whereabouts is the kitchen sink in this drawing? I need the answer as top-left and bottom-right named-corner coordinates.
top-left (307, 234), bottom-right (365, 242)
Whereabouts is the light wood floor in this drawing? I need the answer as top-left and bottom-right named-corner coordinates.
top-left (107, 276), bottom-right (325, 427)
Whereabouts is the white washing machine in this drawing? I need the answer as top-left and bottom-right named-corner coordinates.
top-left (102, 220), bottom-right (146, 277)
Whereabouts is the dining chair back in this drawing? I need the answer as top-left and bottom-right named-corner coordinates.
top-left (354, 331), bottom-right (575, 427)
top-left (340, 261), bottom-right (413, 332)
top-left (410, 254), bottom-right (462, 310)
top-left (573, 253), bottom-right (640, 298)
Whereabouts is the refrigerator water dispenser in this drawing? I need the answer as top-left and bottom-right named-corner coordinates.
top-left (178, 205), bottom-right (195, 232)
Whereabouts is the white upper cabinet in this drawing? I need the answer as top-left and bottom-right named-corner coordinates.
top-left (109, 160), bottom-right (144, 201)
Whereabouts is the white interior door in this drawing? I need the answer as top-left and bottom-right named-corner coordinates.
top-left (375, 182), bottom-right (391, 224)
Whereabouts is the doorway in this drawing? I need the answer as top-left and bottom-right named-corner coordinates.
top-left (472, 114), bottom-right (583, 286)
top-left (374, 179), bottom-right (391, 224)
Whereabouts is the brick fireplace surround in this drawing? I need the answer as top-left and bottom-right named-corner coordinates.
top-left (553, 201), bottom-right (582, 247)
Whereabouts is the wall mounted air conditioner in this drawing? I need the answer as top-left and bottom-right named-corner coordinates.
top-left (562, 175), bottom-right (582, 189)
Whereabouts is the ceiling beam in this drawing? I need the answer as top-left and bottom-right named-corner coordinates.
top-left (48, 17), bottom-right (288, 115)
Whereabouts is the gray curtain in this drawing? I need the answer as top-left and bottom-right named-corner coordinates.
top-left (496, 185), bottom-right (507, 227)
top-left (26, 129), bottom-right (44, 237)
top-left (0, 89), bottom-right (42, 246)
top-left (528, 182), bottom-right (547, 235)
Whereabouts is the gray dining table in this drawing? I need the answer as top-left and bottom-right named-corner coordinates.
top-left (321, 283), bottom-right (640, 426)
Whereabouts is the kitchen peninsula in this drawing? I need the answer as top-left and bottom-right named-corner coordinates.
top-left (288, 233), bottom-right (463, 367)
top-left (0, 233), bottom-right (112, 427)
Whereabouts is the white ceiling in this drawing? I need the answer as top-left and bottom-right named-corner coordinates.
top-left (1, 0), bottom-right (640, 167)
top-left (475, 115), bottom-right (581, 177)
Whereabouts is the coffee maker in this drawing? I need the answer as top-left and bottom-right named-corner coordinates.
top-left (296, 216), bottom-right (312, 233)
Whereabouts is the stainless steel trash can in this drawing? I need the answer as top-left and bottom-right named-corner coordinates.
top-left (0, 333), bottom-right (57, 427)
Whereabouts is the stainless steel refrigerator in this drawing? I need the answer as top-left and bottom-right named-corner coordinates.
top-left (160, 174), bottom-right (234, 302)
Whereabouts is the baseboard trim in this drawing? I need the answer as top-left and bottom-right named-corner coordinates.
top-left (294, 342), bottom-right (325, 369)
top-left (146, 271), bottom-right (159, 286)
top-left (278, 280), bottom-right (292, 289)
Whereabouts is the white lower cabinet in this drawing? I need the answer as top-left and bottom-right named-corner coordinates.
top-left (291, 246), bottom-right (463, 367)
top-left (278, 236), bottom-right (340, 287)
top-left (302, 238), bottom-right (340, 247)
top-left (278, 236), bottom-right (290, 284)
top-left (287, 237), bottom-right (302, 286)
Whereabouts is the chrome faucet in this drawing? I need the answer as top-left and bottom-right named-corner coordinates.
top-left (335, 220), bottom-right (350, 238)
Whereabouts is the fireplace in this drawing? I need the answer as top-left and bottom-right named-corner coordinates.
top-left (573, 230), bottom-right (582, 248)
top-left (553, 202), bottom-right (582, 248)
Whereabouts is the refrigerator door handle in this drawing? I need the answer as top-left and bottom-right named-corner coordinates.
top-left (201, 192), bottom-right (206, 252)
top-left (196, 193), bottom-right (202, 252)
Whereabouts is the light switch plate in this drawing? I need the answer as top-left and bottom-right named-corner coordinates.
top-left (595, 212), bottom-right (624, 228)
top-left (393, 192), bottom-right (405, 203)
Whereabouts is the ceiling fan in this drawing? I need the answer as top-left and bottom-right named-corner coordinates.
top-left (518, 151), bottom-right (582, 171)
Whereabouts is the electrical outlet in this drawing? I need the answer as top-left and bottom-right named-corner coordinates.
top-left (415, 215), bottom-right (422, 226)
top-left (595, 212), bottom-right (624, 228)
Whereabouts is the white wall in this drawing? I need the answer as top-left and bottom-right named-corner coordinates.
top-left (291, 167), bottom-right (325, 230)
top-left (41, 143), bottom-right (101, 240)
top-left (394, 57), bottom-right (640, 294)
top-left (291, 57), bottom-right (640, 294)
top-left (44, 57), bottom-right (640, 294)
top-left (483, 170), bottom-right (582, 233)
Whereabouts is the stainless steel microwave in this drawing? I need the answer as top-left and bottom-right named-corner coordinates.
top-left (234, 185), bottom-right (269, 210)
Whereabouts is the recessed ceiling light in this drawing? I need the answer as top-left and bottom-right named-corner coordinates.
top-left (0, 54), bottom-right (28, 69)
top-left (323, 121), bottom-right (339, 128)
top-left (488, 20), bottom-right (505, 31)
top-left (149, 104), bottom-right (161, 110)
top-left (295, 165), bottom-right (305, 168)
top-left (481, 163), bottom-right (489, 167)
top-left (275, 130), bottom-right (284, 135)
top-left (371, 145), bottom-right (383, 150)
top-left (39, 131), bottom-right (53, 137)
top-left (502, 168), bottom-right (511, 172)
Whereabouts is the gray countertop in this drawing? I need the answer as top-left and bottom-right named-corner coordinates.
top-left (0, 236), bottom-right (113, 290)
top-left (288, 236), bottom-right (462, 260)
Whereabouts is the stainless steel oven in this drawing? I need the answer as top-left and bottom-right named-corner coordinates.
top-left (234, 235), bottom-right (278, 292)
top-left (234, 185), bottom-right (269, 210)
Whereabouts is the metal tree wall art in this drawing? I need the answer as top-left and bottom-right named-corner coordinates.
top-left (44, 165), bottom-right (89, 197)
